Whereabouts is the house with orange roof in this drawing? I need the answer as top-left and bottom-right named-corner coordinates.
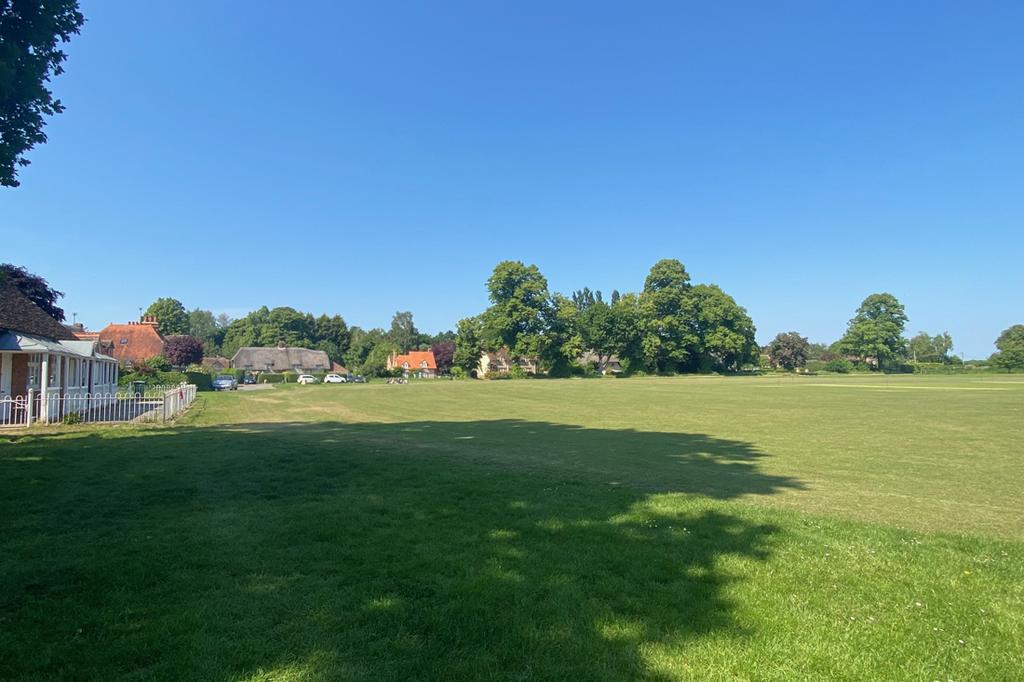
top-left (97, 316), bottom-right (166, 366)
top-left (387, 350), bottom-right (438, 378)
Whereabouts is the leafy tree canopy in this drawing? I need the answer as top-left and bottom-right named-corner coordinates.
top-left (0, 0), bottom-right (84, 187)
top-left (0, 263), bottom-right (64, 320)
top-left (768, 331), bottom-right (811, 370)
top-left (688, 284), bottom-right (758, 372)
top-left (837, 293), bottom-right (908, 368)
top-left (388, 311), bottom-right (423, 352)
top-left (431, 341), bottom-right (455, 371)
top-left (144, 298), bottom-right (189, 336)
top-left (453, 316), bottom-right (485, 373)
top-left (483, 261), bottom-right (551, 358)
top-left (163, 335), bottom-right (204, 367)
top-left (992, 324), bottom-right (1024, 371)
top-left (908, 331), bottom-right (954, 363)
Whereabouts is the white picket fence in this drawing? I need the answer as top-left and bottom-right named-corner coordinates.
top-left (0, 384), bottom-right (197, 427)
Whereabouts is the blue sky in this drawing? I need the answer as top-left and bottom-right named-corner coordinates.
top-left (3, 1), bottom-right (1022, 358)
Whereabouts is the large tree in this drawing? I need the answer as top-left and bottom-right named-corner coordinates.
top-left (0, 0), bottom-right (84, 187)
top-left (0, 263), bottom-right (64, 320)
top-left (388, 311), bottom-right (421, 352)
top-left (573, 290), bottom-right (617, 373)
top-left (836, 293), bottom-right (908, 369)
top-left (313, 314), bottom-right (350, 363)
top-left (483, 261), bottom-right (551, 358)
top-left (431, 340), bottom-right (455, 372)
top-left (992, 324), bottom-right (1024, 372)
top-left (453, 316), bottom-right (485, 374)
top-left (767, 331), bottom-right (811, 370)
top-left (688, 284), bottom-right (758, 372)
top-left (908, 331), bottom-right (954, 363)
top-left (163, 335), bottom-right (204, 367)
top-left (144, 297), bottom-right (189, 336)
top-left (638, 259), bottom-right (697, 372)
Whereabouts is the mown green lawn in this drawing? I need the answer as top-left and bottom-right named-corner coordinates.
top-left (2, 375), bottom-right (1022, 680)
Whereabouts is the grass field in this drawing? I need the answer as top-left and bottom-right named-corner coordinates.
top-left (2, 375), bottom-right (1022, 680)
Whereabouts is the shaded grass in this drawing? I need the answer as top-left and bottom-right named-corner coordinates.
top-left (1, 375), bottom-right (1022, 680)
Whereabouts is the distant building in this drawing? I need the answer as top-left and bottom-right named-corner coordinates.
top-left (97, 316), bottom-right (166, 366)
top-left (231, 344), bottom-right (330, 374)
top-left (202, 356), bottom-right (231, 372)
top-left (476, 349), bottom-right (538, 378)
top-left (387, 350), bottom-right (438, 378)
top-left (578, 351), bottom-right (623, 375)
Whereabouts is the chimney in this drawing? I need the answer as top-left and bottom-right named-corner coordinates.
top-left (140, 315), bottom-right (159, 326)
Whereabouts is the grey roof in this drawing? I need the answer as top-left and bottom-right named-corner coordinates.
top-left (230, 346), bottom-right (330, 371)
top-left (0, 333), bottom-right (115, 361)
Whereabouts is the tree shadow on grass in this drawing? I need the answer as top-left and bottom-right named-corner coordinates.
top-left (0, 420), bottom-right (803, 681)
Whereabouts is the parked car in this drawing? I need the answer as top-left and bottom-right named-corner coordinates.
top-left (242, 374), bottom-right (256, 385)
top-left (296, 374), bottom-right (318, 385)
top-left (213, 374), bottom-right (238, 391)
top-left (349, 375), bottom-right (366, 383)
top-left (323, 373), bottom-right (346, 383)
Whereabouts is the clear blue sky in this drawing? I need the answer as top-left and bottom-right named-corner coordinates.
top-left (4, 1), bottom-right (1022, 358)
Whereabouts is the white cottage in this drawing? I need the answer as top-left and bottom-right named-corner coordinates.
top-left (0, 283), bottom-right (118, 425)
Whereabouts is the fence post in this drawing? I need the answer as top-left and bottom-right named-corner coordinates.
top-left (26, 389), bottom-right (35, 426)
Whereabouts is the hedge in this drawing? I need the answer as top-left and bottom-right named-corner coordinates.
top-left (185, 371), bottom-right (213, 391)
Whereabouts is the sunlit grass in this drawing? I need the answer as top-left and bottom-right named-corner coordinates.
top-left (1, 374), bottom-right (1021, 680)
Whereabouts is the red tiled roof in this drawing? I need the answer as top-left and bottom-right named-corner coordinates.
top-left (392, 350), bottom-right (437, 370)
top-left (98, 322), bottom-right (165, 364)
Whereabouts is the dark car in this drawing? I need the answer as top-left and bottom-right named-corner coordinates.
top-left (243, 375), bottom-right (256, 385)
top-left (349, 375), bottom-right (366, 383)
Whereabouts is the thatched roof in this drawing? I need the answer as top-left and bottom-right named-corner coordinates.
top-left (231, 346), bottom-right (330, 371)
top-left (0, 282), bottom-right (75, 340)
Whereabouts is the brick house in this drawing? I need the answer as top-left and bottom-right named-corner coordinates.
top-left (98, 316), bottom-right (166, 366)
top-left (387, 350), bottom-right (438, 378)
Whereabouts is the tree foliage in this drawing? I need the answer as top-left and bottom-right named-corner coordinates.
top-left (767, 331), bottom-right (811, 370)
top-left (453, 316), bottom-right (485, 374)
top-left (908, 331), bottom-right (954, 363)
top-left (0, 263), bottom-right (64, 320)
top-left (219, 306), bottom-right (349, 363)
top-left (836, 293), bottom-right (908, 369)
top-left (483, 261), bottom-right (551, 358)
top-left (0, 0), bottom-right (84, 187)
top-left (431, 341), bottom-right (455, 371)
top-left (388, 311), bottom-right (423, 352)
top-left (144, 298), bottom-right (189, 336)
top-left (163, 335), bottom-right (204, 367)
top-left (992, 324), bottom-right (1024, 371)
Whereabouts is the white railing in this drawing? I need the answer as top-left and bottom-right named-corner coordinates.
top-left (0, 384), bottom-right (198, 427)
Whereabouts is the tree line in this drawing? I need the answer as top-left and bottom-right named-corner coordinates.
top-left (4, 261), bottom-right (1023, 375)
top-left (452, 259), bottom-right (759, 376)
top-left (766, 293), bottom-right (1024, 373)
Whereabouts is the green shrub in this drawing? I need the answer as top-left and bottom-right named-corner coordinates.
top-left (118, 370), bottom-right (188, 387)
top-left (882, 360), bottom-right (915, 374)
top-left (805, 360), bottom-right (827, 373)
top-left (185, 371), bottom-right (213, 391)
top-left (282, 371), bottom-right (298, 383)
top-left (450, 367), bottom-right (467, 380)
top-left (824, 359), bottom-right (853, 373)
top-left (63, 412), bottom-right (83, 425)
top-left (484, 370), bottom-right (510, 380)
top-left (259, 373), bottom-right (285, 384)
top-left (508, 365), bottom-right (528, 380)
